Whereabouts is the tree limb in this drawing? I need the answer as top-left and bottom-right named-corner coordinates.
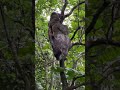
top-left (87, 39), bottom-right (120, 49)
top-left (59, 60), bottom-right (68, 90)
top-left (0, 5), bottom-right (31, 90)
top-left (59, 1), bottom-right (85, 90)
top-left (98, 66), bottom-right (120, 85)
top-left (106, 4), bottom-right (115, 40)
top-left (14, 20), bottom-right (34, 39)
top-left (69, 42), bottom-right (85, 50)
top-left (71, 75), bottom-right (85, 86)
top-left (65, 1), bottom-right (85, 18)
top-left (70, 26), bottom-right (81, 40)
top-left (86, 1), bottom-right (110, 36)
top-left (103, 59), bottom-right (120, 74)
top-left (73, 82), bottom-right (90, 89)
top-left (61, 0), bottom-right (68, 15)
top-left (72, 42), bottom-right (85, 46)
top-left (66, 81), bottom-right (90, 90)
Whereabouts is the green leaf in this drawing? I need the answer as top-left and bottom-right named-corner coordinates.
top-left (95, 19), bottom-right (103, 29)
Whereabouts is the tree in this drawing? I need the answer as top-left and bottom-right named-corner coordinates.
top-left (0, 0), bottom-right (35, 89)
top-left (86, 0), bottom-right (120, 89)
top-left (35, 0), bottom-right (85, 90)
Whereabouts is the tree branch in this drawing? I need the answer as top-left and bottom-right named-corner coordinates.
top-left (60, 0), bottom-right (68, 23)
top-left (103, 58), bottom-right (120, 74)
top-left (73, 82), bottom-right (90, 89)
top-left (65, 1), bottom-right (85, 18)
top-left (66, 81), bottom-right (90, 90)
top-left (14, 20), bottom-right (34, 39)
top-left (106, 4), bottom-right (115, 40)
top-left (71, 75), bottom-right (85, 86)
top-left (59, 1), bottom-right (85, 90)
top-left (59, 60), bottom-right (68, 90)
top-left (72, 42), bottom-right (85, 46)
top-left (0, 5), bottom-right (31, 90)
top-left (86, 38), bottom-right (120, 51)
top-left (98, 66), bottom-right (120, 85)
top-left (86, 1), bottom-right (110, 36)
top-left (61, 0), bottom-right (68, 15)
top-left (70, 26), bottom-right (81, 40)
top-left (69, 42), bottom-right (85, 50)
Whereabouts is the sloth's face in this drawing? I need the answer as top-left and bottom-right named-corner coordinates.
top-left (51, 12), bottom-right (60, 20)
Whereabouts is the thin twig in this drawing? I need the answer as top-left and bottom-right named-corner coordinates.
top-left (69, 42), bottom-right (85, 50)
top-left (71, 26), bottom-right (81, 40)
top-left (65, 1), bottom-right (85, 18)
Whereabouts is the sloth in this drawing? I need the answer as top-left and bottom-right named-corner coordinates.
top-left (48, 12), bottom-right (71, 60)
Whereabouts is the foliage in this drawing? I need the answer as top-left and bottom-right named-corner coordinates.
top-left (86, 0), bottom-right (120, 89)
top-left (35, 0), bottom-right (85, 90)
top-left (0, 0), bottom-right (34, 89)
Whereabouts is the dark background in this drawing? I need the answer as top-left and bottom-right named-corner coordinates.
top-left (0, 0), bottom-right (120, 90)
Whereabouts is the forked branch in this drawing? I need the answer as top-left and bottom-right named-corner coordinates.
top-left (65, 1), bottom-right (85, 18)
top-left (61, 0), bottom-right (68, 15)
